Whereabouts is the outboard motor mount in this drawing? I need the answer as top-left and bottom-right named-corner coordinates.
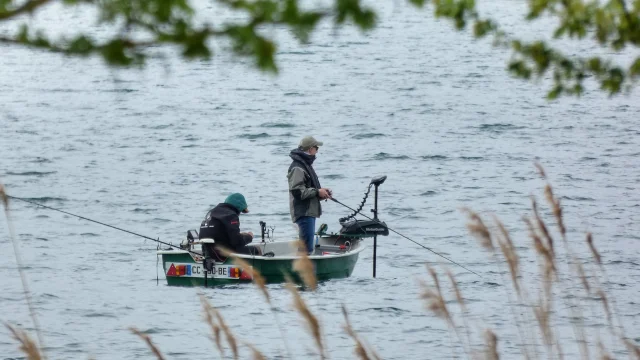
top-left (339, 219), bottom-right (389, 237)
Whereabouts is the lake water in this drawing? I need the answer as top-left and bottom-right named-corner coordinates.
top-left (1, 1), bottom-right (639, 359)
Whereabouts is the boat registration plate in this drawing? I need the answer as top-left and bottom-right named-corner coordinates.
top-left (165, 262), bottom-right (245, 279)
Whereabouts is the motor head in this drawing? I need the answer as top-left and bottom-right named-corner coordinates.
top-left (370, 175), bottom-right (387, 187)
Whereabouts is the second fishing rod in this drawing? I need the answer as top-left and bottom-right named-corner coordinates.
top-left (330, 175), bottom-right (482, 278)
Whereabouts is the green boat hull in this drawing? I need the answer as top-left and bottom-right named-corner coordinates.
top-left (159, 238), bottom-right (364, 287)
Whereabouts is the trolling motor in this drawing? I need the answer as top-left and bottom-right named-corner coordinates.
top-left (336, 175), bottom-right (389, 278)
top-left (338, 176), bottom-right (389, 238)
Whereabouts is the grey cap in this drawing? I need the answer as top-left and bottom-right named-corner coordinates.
top-left (298, 136), bottom-right (323, 150)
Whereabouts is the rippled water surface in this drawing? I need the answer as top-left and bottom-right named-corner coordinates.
top-left (1, 1), bottom-right (640, 359)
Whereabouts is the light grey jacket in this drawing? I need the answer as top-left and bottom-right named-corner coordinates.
top-left (287, 149), bottom-right (322, 222)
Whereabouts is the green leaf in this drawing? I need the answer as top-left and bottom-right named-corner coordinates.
top-left (1, 0), bottom-right (12, 13)
top-left (408, 0), bottom-right (427, 8)
top-left (587, 57), bottom-right (602, 73)
top-left (181, 30), bottom-right (211, 59)
top-left (546, 85), bottom-right (563, 100)
top-left (67, 35), bottom-right (94, 55)
top-left (335, 0), bottom-right (377, 30)
top-left (291, 12), bottom-right (323, 43)
top-left (473, 20), bottom-right (493, 38)
top-left (100, 39), bottom-right (134, 66)
top-left (508, 60), bottom-right (532, 80)
top-left (17, 24), bottom-right (29, 43)
top-left (630, 58), bottom-right (640, 77)
top-left (254, 35), bottom-right (276, 72)
top-left (570, 83), bottom-right (584, 96)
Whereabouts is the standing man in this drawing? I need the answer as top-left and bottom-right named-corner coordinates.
top-left (288, 136), bottom-right (332, 255)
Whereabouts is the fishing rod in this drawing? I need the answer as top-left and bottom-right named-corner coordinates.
top-left (6, 195), bottom-right (200, 256)
top-left (330, 197), bottom-right (482, 278)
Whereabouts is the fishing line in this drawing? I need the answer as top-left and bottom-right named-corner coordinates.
top-left (330, 197), bottom-right (482, 278)
top-left (7, 195), bottom-right (200, 256)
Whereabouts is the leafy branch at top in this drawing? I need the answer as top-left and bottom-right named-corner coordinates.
top-left (0, 0), bottom-right (638, 98)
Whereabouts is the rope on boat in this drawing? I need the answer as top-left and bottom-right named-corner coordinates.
top-left (331, 197), bottom-right (483, 278)
top-left (7, 195), bottom-right (201, 257)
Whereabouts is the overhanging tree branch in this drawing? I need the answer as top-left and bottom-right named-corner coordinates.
top-left (0, 0), bottom-right (637, 98)
top-left (0, 0), bottom-right (52, 21)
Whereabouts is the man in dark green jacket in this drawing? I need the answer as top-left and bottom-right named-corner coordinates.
top-left (199, 193), bottom-right (261, 255)
top-left (287, 136), bottom-right (332, 254)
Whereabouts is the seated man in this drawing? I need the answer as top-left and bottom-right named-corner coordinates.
top-left (199, 193), bottom-right (261, 256)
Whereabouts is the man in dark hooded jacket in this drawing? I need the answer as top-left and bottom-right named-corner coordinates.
top-left (199, 193), bottom-right (261, 255)
top-left (287, 136), bottom-right (332, 254)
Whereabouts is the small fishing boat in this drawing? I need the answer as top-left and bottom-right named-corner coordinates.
top-left (158, 176), bottom-right (390, 287)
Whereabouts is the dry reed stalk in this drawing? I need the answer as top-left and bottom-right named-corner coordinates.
top-left (291, 240), bottom-right (317, 291)
top-left (623, 339), bottom-right (640, 359)
top-left (6, 324), bottom-right (42, 360)
top-left (596, 289), bottom-right (613, 327)
top-left (421, 267), bottom-right (474, 358)
top-left (523, 216), bottom-right (555, 294)
top-left (532, 299), bottom-right (554, 350)
top-left (285, 276), bottom-right (325, 359)
top-left (421, 267), bottom-right (453, 327)
top-left (598, 341), bottom-right (614, 360)
top-left (446, 270), bottom-right (466, 313)
top-left (213, 307), bottom-right (239, 359)
top-left (218, 247), bottom-right (270, 303)
top-left (445, 269), bottom-right (481, 360)
top-left (199, 295), bottom-right (224, 357)
top-left (538, 182), bottom-right (592, 359)
top-left (0, 183), bottom-right (8, 208)
top-left (534, 164), bottom-right (566, 239)
top-left (217, 248), bottom-right (293, 359)
top-left (494, 217), bottom-right (522, 297)
top-left (576, 262), bottom-right (591, 294)
top-left (129, 327), bottom-right (166, 360)
top-left (585, 233), bottom-right (629, 344)
top-left (341, 305), bottom-right (381, 360)
top-left (586, 233), bottom-right (602, 266)
top-left (484, 329), bottom-right (499, 360)
top-left (534, 162), bottom-right (547, 179)
top-left (461, 208), bottom-right (494, 251)
top-left (242, 341), bottom-right (267, 360)
top-left (2, 185), bottom-right (46, 358)
top-left (531, 198), bottom-right (555, 258)
top-left (543, 184), bottom-right (566, 240)
top-left (492, 217), bottom-right (537, 360)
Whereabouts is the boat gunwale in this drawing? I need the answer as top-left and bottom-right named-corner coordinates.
top-left (157, 241), bottom-right (366, 260)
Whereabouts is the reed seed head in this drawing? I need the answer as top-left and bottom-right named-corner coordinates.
top-left (586, 232), bottom-right (602, 266)
top-left (5, 324), bottom-right (42, 360)
top-left (342, 305), bottom-right (376, 360)
top-left (544, 184), bottom-right (566, 238)
top-left (462, 208), bottom-right (494, 251)
top-left (243, 341), bottom-right (267, 360)
top-left (493, 217), bottom-right (522, 296)
top-left (0, 183), bottom-right (8, 209)
top-left (445, 269), bottom-right (466, 312)
top-left (485, 329), bottom-right (499, 360)
top-left (222, 250), bottom-right (270, 304)
top-left (200, 295), bottom-right (224, 357)
top-left (292, 240), bottom-right (317, 291)
top-left (534, 162), bottom-right (547, 179)
top-left (130, 327), bottom-right (166, 360)
top-left (285, 276), bottom-right (324, 358)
